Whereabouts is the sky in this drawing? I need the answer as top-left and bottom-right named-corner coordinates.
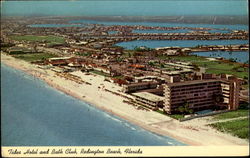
top-left (1, 0), bottom-right (249, 16)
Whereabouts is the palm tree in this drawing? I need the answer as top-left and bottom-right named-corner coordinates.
top-left (178, 101), bottom-right (193, 114)
top-left (213, 94), bottom-right (224, 104)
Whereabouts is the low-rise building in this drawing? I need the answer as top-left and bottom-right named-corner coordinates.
top-left (134, 75), bottom-right (166, 83)
top-left (47, 57), bottom-right (73, 66)
top-left (132, 92), bottom-right (164, 109)
top-left (122, 81), bottom-right (158, 93)
top-left (7, 46), bottom-right (35, 54)
top-left (137, 86), bottom-right (164, 96)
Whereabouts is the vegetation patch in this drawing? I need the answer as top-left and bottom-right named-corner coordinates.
top-left (112, 75), bottom-right (124, 79)
top-left (156, 110), bottom-right (185, 120)
top-left (133, 46), bottom-right (153, 52)
top-left (209, 118), bottom-right (249, 139)
top-left (1, 43), bottom-right (15, 48)
top-left (9, 35), bottom-right (65, 44)
top-left (13, 53), bottom-right (58, 62)
top-left (212, 110), bottom-right (249, 120)
top-left (168, 114), bottom-right (185, 120)
top-left (166, 55), bottom-right (249, 79)
top-left (90, 70), bottom-right (110, 77)
top-left (213, 102), bottom-right (249, 120)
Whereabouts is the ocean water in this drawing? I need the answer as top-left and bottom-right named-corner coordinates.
top-left (115, 40), bottom-right (248, 50)
top-left (191, 51), bottom-right (249, 63)
top-left (1, 64), bottom-right (185, 146)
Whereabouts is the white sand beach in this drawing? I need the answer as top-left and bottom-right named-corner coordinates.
top-left (1, 53), bottom-right (249, 146)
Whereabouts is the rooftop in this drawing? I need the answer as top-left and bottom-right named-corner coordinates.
top-left (132, 92), bottom-right (164, 102)
top-left (49, 57), bottom-right (72, 61)
top-left (135, 75), bottom-right (166, 80)
top-left (126, 81), bottom-right (158, 87)
top-left (166, 79), bottom-right (222, 87)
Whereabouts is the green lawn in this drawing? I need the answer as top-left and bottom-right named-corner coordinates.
top-left (90, 70), bottom-right (110, 77)
top-left (154, 63), bottom-right (177, 71)
top-left (212, 110), bottom-right (249, 120)
top-left (122, 51), bottom-right (135, 58)
top-left (112, 75), bottom-right (124, 79)
top-left (168, 114), bottom-right (185, 120)
top-left (209, 118), bottom-right (249, 139)
top-left (9, 35), bottom-right (65, 44)
top-left (166, 55), bottom-right (249, 79)
top-left (156, 110), bottom-right (185, 120)
top-left (13, 53), bottom-right (58, 62)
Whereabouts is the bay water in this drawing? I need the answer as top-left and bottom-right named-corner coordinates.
top-left (191, 51), bottom-right (249, 63)
top-left (115, 40), bottom-right (248, 50)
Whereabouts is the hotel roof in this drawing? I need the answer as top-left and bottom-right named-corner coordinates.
top-left (132, 92), bottom-right (164, 102)
top-left (126, 81), bottom-right (158, 87)
top-left (135, 75), bottom-right (166, 80)
top-left (49, 57), bottom-right (72, 60)
top-left (166, 79), bottom-right (222, 87)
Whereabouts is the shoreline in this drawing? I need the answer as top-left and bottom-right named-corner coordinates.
top-left (1, 53), bottom-right (249, 146)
